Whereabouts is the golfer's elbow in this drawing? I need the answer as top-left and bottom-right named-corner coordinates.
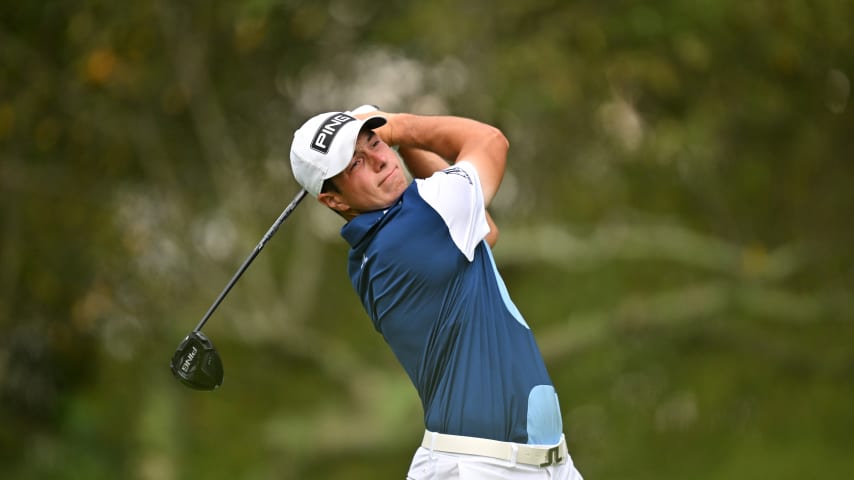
top-left (487, 125), bottom-right (510, 159)
top-left (477, 126), bottom-right (509, 205)
top-left (499, 127), bottom-right (510, 150)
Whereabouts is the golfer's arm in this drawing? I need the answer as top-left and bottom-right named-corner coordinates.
top-left (378, 113), bottom-right (509, 207)
top-left (484, 209), bottom-right (499, 248)
top-left (398, 145), bottom-right (446, 180)
top-left (398, 145), bottom-right (499, 248)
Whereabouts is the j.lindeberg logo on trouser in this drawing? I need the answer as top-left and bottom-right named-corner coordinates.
top-left (311, 113), bottom-right (356, 154)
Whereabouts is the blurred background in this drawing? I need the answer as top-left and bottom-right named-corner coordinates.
top-left (1, 0), bottom-right (852, 478)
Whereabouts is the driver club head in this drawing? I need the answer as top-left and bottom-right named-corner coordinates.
top-left (170, 331), bottom-right (224, 390)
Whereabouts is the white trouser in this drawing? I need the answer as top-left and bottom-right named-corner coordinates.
top-left (406, 432), bottom-right (584, 480)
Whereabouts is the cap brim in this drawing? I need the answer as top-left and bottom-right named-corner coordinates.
top-left (362, 115), bottom-right (387, 130)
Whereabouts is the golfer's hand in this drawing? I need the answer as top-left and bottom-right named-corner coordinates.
top-left (351, 104), bottom-right (397, 146)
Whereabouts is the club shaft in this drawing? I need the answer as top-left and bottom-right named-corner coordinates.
top-left (192, 189), bottom-right (308, 332)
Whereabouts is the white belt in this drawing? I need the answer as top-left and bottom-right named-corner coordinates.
top-left (421, 430), bottom-right (568, 467)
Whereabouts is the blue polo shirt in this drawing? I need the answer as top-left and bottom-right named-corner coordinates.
top-left (341, 161), bottom-right (563, 445)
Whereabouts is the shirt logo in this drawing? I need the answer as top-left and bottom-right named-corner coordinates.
top-left (311, 113), bottom-right (357, 154)
top-left (443, 166), bottom-right (472, 185)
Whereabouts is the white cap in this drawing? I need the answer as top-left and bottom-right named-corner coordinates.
top-left (289, 110), bottom-right (387, 197)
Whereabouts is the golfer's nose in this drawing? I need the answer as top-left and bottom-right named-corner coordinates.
top-left (368, 152), bottom-right (386, 172)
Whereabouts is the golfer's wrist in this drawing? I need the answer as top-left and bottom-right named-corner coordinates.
top-left (374, 111), bottom-right (402, 147)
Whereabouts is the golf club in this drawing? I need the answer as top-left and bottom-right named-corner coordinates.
top-left (170, 189), bottom-right (308, 390)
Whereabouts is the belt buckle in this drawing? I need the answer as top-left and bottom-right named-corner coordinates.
top-left (539, 445), bottom-right (564, 467)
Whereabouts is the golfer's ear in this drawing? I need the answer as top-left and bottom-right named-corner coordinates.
top-left (318, 192), bottom-right (347, 212)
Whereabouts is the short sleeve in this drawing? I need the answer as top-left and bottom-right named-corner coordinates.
top-left (414, 161), bottom-right (490, 261)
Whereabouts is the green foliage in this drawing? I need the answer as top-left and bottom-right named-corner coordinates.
top-left (1, 0), bottom-right (852, 478)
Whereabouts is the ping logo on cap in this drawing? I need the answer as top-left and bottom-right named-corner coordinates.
top-left (311, 113), bottom-right (357, 154)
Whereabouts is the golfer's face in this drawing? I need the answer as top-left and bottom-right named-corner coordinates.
top-left (332, 130), bottom-right (407, 213)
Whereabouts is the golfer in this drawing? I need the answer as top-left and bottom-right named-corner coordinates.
top-left (290, 106), bottom-right (583, 479)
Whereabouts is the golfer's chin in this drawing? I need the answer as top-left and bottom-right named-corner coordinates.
top-left (381, 170), bottom-right (406, 195)
top-left (350, 185), bottom-right (407, 215)
top-left (369, 185), bottom-right (405, 213)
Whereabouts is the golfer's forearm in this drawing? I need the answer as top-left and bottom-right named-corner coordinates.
top-left (389, 113), bottom-right (507, 163)
top-left (398, 145), bottom-right (449, 179)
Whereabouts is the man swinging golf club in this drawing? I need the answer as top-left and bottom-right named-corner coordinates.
top-left (289, 106), bottom-right (583, 479)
